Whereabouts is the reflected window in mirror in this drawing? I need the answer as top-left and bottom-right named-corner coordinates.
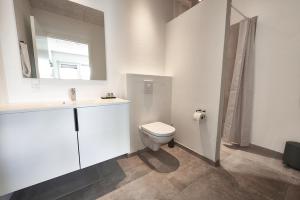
top-left (38, 37), bottom-right (91, 80)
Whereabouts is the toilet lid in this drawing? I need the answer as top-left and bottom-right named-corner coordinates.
top-left (141, 122), bottom-right (175, 137)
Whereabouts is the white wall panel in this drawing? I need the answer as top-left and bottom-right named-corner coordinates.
top-left (165, 0), bottom-right (228, 162)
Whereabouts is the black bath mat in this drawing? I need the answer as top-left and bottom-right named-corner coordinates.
top-left (11, 157), bottom-right (126, 200)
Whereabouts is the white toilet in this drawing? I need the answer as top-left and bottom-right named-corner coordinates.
top-left (139, 122), bottom-right (176, 151)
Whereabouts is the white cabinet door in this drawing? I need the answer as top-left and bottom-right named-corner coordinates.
top-left (0, 109), bottom-right (80, 196)
top-left (77, 104), bottom-right (130, 168)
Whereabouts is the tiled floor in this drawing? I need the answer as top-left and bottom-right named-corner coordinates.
top-left (97, 144), bottom-right (300, 200)
top-left (11, 144), bottom-right (300, 200)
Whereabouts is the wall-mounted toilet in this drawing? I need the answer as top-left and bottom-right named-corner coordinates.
top-left (139, 122), bottom-right (175, 151)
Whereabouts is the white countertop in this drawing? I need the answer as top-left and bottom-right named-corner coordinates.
top-left (0, 98), bottom-right (130, 114)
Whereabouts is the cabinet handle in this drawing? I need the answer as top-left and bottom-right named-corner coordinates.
top-left (73, 108), bottom-right (79, 132)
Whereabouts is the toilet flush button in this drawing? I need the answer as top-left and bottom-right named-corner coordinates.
top-left (144, 80), bottom-right (153, 94)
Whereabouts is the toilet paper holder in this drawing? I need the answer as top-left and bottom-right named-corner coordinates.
top-left (195, 109), bottom-right (206, 120)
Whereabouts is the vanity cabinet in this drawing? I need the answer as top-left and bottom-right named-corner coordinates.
top-left (77, 103), bottom-right (130, 168)
top-left (0, 100), bottom-right (130, 196)
top-left (0, 109), bottom-right (80, 196)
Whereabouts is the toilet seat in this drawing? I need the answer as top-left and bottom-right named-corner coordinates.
top-left (141, 122), bottom-right (175, 137)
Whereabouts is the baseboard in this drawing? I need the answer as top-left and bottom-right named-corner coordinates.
top-left (222, 142), bottom-right (283, 160)
top-left (175, 141), bottom-right (220, 167)
top-left (250, 144), bottom-right (283, 159)
top-left (126, 151), bottom-right (139, 158)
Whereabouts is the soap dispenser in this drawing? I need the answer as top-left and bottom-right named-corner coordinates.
top-left (69, 88), bottom-right (77, 102)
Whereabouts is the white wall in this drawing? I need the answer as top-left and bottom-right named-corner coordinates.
top-left (0, 0), bottom-right (173, 103)
top-left (231, 0), bottom-right (300, 153)
top-left (0, 43), bottom-right (8, 104)
top-left (165, 0), bottom-right (228, 162)
top-left (126, 74), bottom-right (172, 152)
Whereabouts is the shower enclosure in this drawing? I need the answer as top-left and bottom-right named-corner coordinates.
top-left (221, 11), bottom-right (258, 147)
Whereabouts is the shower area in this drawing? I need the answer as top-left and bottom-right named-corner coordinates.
top-left (220, 5), bottom-right (258, 150)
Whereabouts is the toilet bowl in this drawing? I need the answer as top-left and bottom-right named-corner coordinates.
top-left (139, 122), bottom-right (175, 151)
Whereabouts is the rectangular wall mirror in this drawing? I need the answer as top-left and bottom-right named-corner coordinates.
top-left (13, 0), bottom-right (107, 80)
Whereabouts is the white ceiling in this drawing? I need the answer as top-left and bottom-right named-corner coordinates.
top-left (29, 0), bottom-right (104, 27)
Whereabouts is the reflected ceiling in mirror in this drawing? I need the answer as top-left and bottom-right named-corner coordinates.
top-left (14, 0), bottom-right (107, 80)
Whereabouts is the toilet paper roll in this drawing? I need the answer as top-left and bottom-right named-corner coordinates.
top-left (193, 112), bottom-right (206, 121)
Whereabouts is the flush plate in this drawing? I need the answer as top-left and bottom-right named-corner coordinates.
top-left (144, 80), bottom-right (154, 94)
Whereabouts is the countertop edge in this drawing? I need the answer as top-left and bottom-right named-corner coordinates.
top-left (0, 99), bottom-right (131, 115)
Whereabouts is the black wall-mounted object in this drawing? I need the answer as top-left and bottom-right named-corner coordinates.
top-left (168, 139), bottom-right (175, 148)
top-left (283, 141), bottom-right (300, 170)
top-left (101, 96), bottom-right (117, 99)
top-left (73, 108), bottom-right (79, 132)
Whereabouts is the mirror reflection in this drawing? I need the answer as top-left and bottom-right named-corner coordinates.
top-left (13, 0), bottom-right (107, 80)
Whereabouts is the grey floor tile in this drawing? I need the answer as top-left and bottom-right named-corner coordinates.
top-left (116, 156), bottom-right (152, 188)
top-left (97, 171), bottom-right (180, 200)
top-left (167, 158), bottom-right (212, 191)
top-left (173, 169), bottom-right (254, 200)
top-left (10, 145), bottom-right (300, 200)
top-left (285, 185), bottom-right (300, 200)
top-left (161, 145), bottom-right (198, 165)
top-left (221, 154), bottom-right (289, 200)
top-left (58, 168), bottom-right (125, 200)
top-left (11, 158), bottom-right (126, 200)
top-left (138, 148), bottom-right (180, 173)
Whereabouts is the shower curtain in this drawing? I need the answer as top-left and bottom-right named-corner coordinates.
top-left (222, 17), bottom-right (257, 147)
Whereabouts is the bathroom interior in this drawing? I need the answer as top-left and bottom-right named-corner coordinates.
top-left (0, 0), bottom-right (299, 199)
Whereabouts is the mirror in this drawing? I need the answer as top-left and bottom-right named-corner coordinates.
top-left (13, 0), bottom-right (107, 80)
